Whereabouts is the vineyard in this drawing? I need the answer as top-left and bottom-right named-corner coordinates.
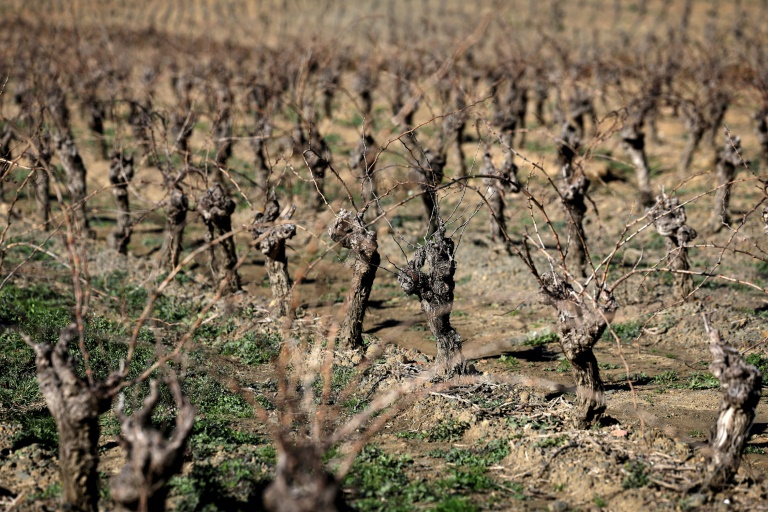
top-left (1, 0), bottom-right (768, 510)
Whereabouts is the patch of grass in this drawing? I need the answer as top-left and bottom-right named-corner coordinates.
top-left (28, 481), bottom-right (62, 501)
top-left (746, 352), bottom-right (768, 378)
top-left (220, 331), bottom-right (281, 365)
top-left (622, 461), bottom-right (649, 489)
top-left (598, 362), bottom-right (621, 370)
top-left (523, 331), bottom-right (559, 347)
top-left (688, 429), bottom-right (704, 438)
top-left (683, 372), bottom-right (719, 390)
top-left (346, 445), bottom-right (436, 511)
top-left (184, 372), bottom-right (253, 419)
top-left (498, 355), bottom-right (520, 369)
top-left (746, 445), bottom-right (766, 455)
top-left (189, 418), bottom-right (264, 458)
top-left (437, 466), bottom-right (494, 493)
top-left (429, 439), bottom-right (510, 468)
top-left (433, 497), bottom-right (478, 512)
top-left (534, 436), bottom-right (566, 449)
top-left (544, 360), bottom-right (571, 373)
top-left (652, 370), bottom-right (679, 386)
top-left (424, 419), bottom-right (471, 442)
top-left (154, 295), bottom-right (193, 324)
top-left (593, 495), bottom-right (607, 508)
top-left (603, 321), bottom-right (643, 343)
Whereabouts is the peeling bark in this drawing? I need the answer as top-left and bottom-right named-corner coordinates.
top-left (620, 108), bottom-right (654, 207)
top-left (23, 324), bottom-right (122, 512)
top-left (539, 272), bottom-right (617, 428)
top-left (647, 193), bottom-right (697, 299)
top-left (249, 195), bottom-right (296, 318)
top-left (328, 210), bottom-right (380, 350)
top-left (108, 152), bottom-right (135, 254)
top-left (708, 132), bottom-right (742, 232)
top-left (198, 184), bottom-right (241, 293)
top-left (158, 186), bottom-right (189, 271)
top-left (398, 226), bottom-right (467, 377)
top-left (250, 118), bottom-right (272, 192)
top-left (110, 379), bottom-right (195, 512)
top-left (557, 122), bottom-right (589, 277)
top-left (481, 148), bottom-right (520, 244)
top-left (703, 318), bottom-right (762, 490)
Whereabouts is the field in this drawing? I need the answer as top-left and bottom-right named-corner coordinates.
top-left (1, 1), bottom-right (768, 510)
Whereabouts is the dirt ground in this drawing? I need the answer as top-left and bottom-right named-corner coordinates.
top-left (2, 1), bottom-right (768, 511)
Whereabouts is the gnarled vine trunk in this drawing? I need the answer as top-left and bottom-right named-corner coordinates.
top-left (23, 324), bottom-right (122, 512)
top-left (398, 227), bottom-right (467, 377)
top-left (110, 379), bottom-right (195, 512)
top-left (263, 441), bottom-right (341, 512)
top-left (647, 193), bottom-right (697, 299)
top-left (620, 109), bottom-right (654, 207)
top-left (158, 187), bottom-right (189, 271)
top-left (249, 196), bottom-right (297, 318)
top-left (539, 272), bottom-right (617, 428)
top-left (328, 209), bottom-right (380, 349)
top-left (108, 152), bottom-right (135, 254)
top-left (708, 132), bottom-right (742, 232)
top-left (198, 184), bottom-right (241, 293)
top-left (557, 122), bottom-right (589, 277)
top-left (54, 133), bottom-right (92, 236)
top-left (703, 318), bottom-right (762, 490)
top-left (481, 148), bottom-right (520, 245)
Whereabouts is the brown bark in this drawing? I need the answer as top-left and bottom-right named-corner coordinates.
top-left (128, 101), bottom-right (152, 160)
top-left (647, 193), bottom-right (697, 299)
top-left (110, 379), bottom-right (195, 512)
top-left (54, 133), bottom-right (92, 236)
top-left (756, 109), bottom-right (768, 165)
top-left (158, 187), bottom-right (189, 271)
top-left (304, 142), bottom-right (330, 212)
top-left (569, 89), bottom-right (594, 139)
top-left (539, 272), bottom-right (617, 428)
top-left (263, 441), bottom-right (340, 512)
top-left (620, 110), bottom-right (654, 207)
top-left (22, 324), bottom-right (122, 512)
top-left (398, 226), bottom-right (467, 377)
top-left (328, 210), bottom-right (380, 350)
top-left (249, 196), bottom-right (297, 318)
top-left (703, 318), bottom-right (763, 490)
top-left (108, 152), bottom-right (135, 254)
top-left (481, 149), bottom-right (520, 244)
top-left (0, 123), bottom-right (12, 203)
top-left (708, 133), bottom-right (742, 233)
top-left (170, 110), bottom-right (194, 156)
top-left (27, 135), bottom-right (52, 229)
top-left (679, 103), bottom-right (707, 173)
top-left (250, 118), bottom-right (272, 192)
top-left (197, 184), bottom-right (241, 293)
top-left (557, 122), bottom-right (589, 277)
top-left (84, 96), bottom-right (109, 160)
